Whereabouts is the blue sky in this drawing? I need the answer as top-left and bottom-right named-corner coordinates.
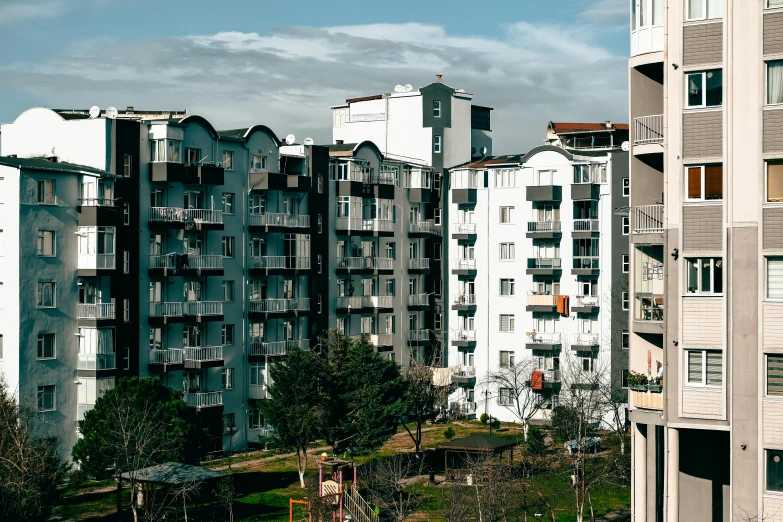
top-left (0, 0), bottom-right (629, 153)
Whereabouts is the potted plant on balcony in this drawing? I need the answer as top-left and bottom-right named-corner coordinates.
top-left (648, 368), bottom-right (664, 393)
top-left (628, 371), bottom-right (648, 392)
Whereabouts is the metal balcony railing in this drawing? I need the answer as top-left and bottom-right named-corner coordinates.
top-left (353, 333), bottom-right (393, 347)
top-left (455, 366), bottom-right (476, 378)
top-left (250, 338), bottom-right (308, 356)
top-left (575, 295), bottom-right (600, 308)
top-left (528, 258), bottom-right (561, 269)
top-left (573, 219), bottom-right (600, 232)
top-left (77, 353), bottom-right (116, 370)
top-left (149, 348), bottom-right (184, 364)
top-left (248, 213), bottom-right (310, 228)
top-left (409, 329), bottom-right (431, 342)
top-left (148, 254), bottom-right (223, 270)
top-left (454, 294), bottom-right (476, 306)
top-left (335, 217), bottom-right (394, 233)
top-left (149, 301), bottom-right (223, 317)
top-left (247, 427), bottom-right (274, 441)
top-left (362, 172), bottom-right (396, 185)
top-left (528, 332), bottom-right (562, 345)
top-left (452, 223), bottom-right (477, 234)
top-left (527, 294), bottom-right (557, 307)
top-left (336, 257), bottom-right (393, 270)
top-left (408, 221), bottom-right (442, 235)
top-left (249, 256), bottom-right (310, 270)
top-left (248, 297), bottom-right (310, 313)
top-left (573, 256), bottom-right (599, 270)
top-left (452, 258), bottom-right (476, 270)
top-left (572, 333), bottom-right (600, 346)
top-left (77, 303), bottom-right (115, 319)
top-left (633, 205), bottom-right (664, 234)
top-left (450, 401), bottom-right (477, 414)
top-left (185, 391), bottom-right (223, 408)
top-left (529, 369), bottom-right (561, 383)
top-left (527, 221), bottom-right (561, 233)
top-left (454, 330), bottom-right (476, 342)
top-left (407, 294), bottom-right (430, 306)
top-left (634, 114), bottom-right (664, 145)
top-left (337, 296), bottom-right (364, 308)
top-left (79, 198), bottom-right (116, 207)
top-left (149, 207), bottom-right (223, 224)
top-left (409, 258), bottom-right (430, 270)
top-left (183, 346), bottom-right (223, 362)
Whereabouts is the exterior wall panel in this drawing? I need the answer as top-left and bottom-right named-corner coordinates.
top-left (683, 111), bottom-right (723, 159)
top-left (682, 388), bottom-right (723, 418)
top-left (683, 22), bottom-right (723, 66)
top-left (765, 12), bottom-right (783, 56)
top-left (763, 304), bottom-right (783, 352)
top-left (682, 298), bottom-right (724, 347)
top-left (682, 204), bottom-right (722, 252)
top-left (764, 207), bottom-right (783, 250)
top-left (763, 400), bottom-right (783, 448)
top-left (763, 110), bottom-right (783, 154)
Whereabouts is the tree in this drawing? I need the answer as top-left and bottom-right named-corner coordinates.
top-left (214, 477), bottom-right (236, 522)
top-left (483, 358), bottom-right (546, 440)
top-left (0, 378), bottom-right (69, 521)
top-left (364, 454), bottom-right (426, 521)
top-left (262, 347), bottom-right (322, 488)
top-left (401, 361), bottom-right (452, 455)
top-left (73, 377), bottom-right (200, 522)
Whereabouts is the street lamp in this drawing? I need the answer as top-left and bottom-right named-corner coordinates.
top-left (225, 423), bottom-right (238, 471)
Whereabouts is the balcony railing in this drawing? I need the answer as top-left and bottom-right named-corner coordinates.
top-left (77, 303), bottom-right (115, 319)
top-left (453, 330), bottom-right (476, 342)
top-left (247, 427), bottom-right (274, 441)
top-left (337, 296), bottom-right (393, 308)
top-left (248, 387), bottom-right (269, 401)
top-left (450, 401), bottom-right (477, 414)
top-left (149, 207), bottom-right (223, 224)
top-left (355, 333), bottom-right (393, 347)
top-left (408, 294), bottom-right (430, 307)
top-left (452, 258), bottom-right (476, 270)
top-left (78, 253), bottom-right (115, 270)
top-left (527, 294), bottom-right (556, 307)
top-left (149, 254), bottom-right (223, 270)
top-left (362, 172), bottom-right (396, 185)
top-left (528, 258), bottom-right (561, 269)
top-left (78, 353), bottom-right (117, 370)
top-left (185, 391), bottom-right (223, 408)
top-left (249, 297), bottom-right (310, 313)
top-left (249, 256), bottom-right (310, 270)
top-left (337, 296), bottom-right (363, 308)
top-left (149, 301), bottom-right (223, 317)
top-left (455, 366), bottom-right (476, 379)
top-left (149, 348), bottom-right (184, 364)
top-left (408, 222), bottom-right (442, 236)
top-left (250, 339), bottom-right (308, 357)
top-left (335, 217), bottom-right (394, 233)
top-left (248, 213), bottom-right (310, 228)
top-left (80, 198), bottom-right (116, 207)
top-left (527, 221), bottom-right (561, 233)
top-left (530, 369), bottom-right (561, 383)
top-left (452, 223), bottom-right (477, 235)
top-left (572, 333), bottom-right (600, 346)
top-left (633, 205), bottom-right (664, 234)
top-left (631, 388), bottom-right (664, 410)
top-left (183, 346), bottom-right (223, 362)
top-left (454, 294), bottom-right (476, 306)
top-left (409, 258), bottom-right (430, 270)
top-left (573, 219), bottom-right (599, 232)
top-left (409, 329), bottom-right (431, 342)
top-left (635, 294), bottom-right (664, 322)
top-left (573, 256), bottom-right (599, 270)
top-left (634, 115), bottom-right (664, 145)
top-left (528, 332), bottom-right (562, 345)
top-left (575, 295), bottom-right (600, 308)
top-left (336, 257), bottom-right (394, 270)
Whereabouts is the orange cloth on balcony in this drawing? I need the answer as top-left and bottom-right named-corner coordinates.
top-left (531, 370), bottom-right (544, 391)
top-left (556, 295), bottom-right (569, 316)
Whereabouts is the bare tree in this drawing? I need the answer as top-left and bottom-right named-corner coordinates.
top-left (483, 359), bottom-right (546, 440)
top-left (214, 477), bottom-right (236, 522)
top-left (364, 454), bottom-right (426, 521)
top-left (401, 361), bottom-right (452, 455)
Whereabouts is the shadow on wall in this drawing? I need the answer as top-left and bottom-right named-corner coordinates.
top-left (679, 429), bottom-right (730, 522)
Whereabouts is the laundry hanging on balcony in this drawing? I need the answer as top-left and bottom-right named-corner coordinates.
top-left (556, 295), bottom-right (569, 316)
top-left (530, 370), bottom-right (544, 391)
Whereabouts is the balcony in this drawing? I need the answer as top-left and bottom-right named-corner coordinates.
top-left (408, 329), bottom-right (431, 344)
top-left (634, 294), bottom-right (664, 334)
top-left (408, 221), bottom-right (441, 237)
top-left (362, 172), bottom-right (396, 186)
top-left (148, 348), bottom-right (185, 371)
top-left (572, 256), bottom-right (599, 276)
top-left (452, 294), bottom-right (477, 312)
top-left (408, 258), bottom-right (430, 272)
top-left (183, 163), bottom-right (224, 185)
top-left (526, 369), bottom-right (562, 391)
top-left (526, 257), bottom-right (561, 276)
top-left (78, 200), bottom-right (118, 227)
top-left (526, 332), bottom-right (562, 352)
top-left (336, 257), bottom-right (393, 273)
top-left (77, 253), bottom-right (115, 274)
top-left (183, 346), bottom-right (224, 369)
top-left (526, 185), bottom-right (562, 202)
top-left (452, 366), bottom-right (476, 385)
top-left (248, 213), bottom-right (310, 230)
top-left (571, 333), bottom-right (599, 351)
top-left (572, 295), bottom-right (600, 313)
top-left (631, 388), bottom-right (664, 411)
top-left (633, 115), bottom-right (664, 155)
top-left (148, 301), bottom-right (224, 323)
top-left (571, 183), bottom-right (600, 201)
top-left (526, 294), bottom-right (557, 312)
top-left (452, 187), bottom-right (477, 205)
top-left (248, 387), bottom-right (269, 401)
top-left (247, 427), bottom-right (274, 443)
top-left (449, 401), bottom-right (477, 416)
top-left (336, 296), bottom-right (393, 312)
top-left (451, 258), bottom-right (477, 276)
top-left (572, 219), bottom-right (600, 238)
top-left (526, 221), bottom-right (561, 239)
top-left (77, 353), bottom-right (116, 371)
top-left (407, 294), bottom-right (430, 308)
top-left (452, 330), bottom-right (476, 347)
top-left (452, 223), bottom-right (477, 240)
top-left (249, 256), bottom-right (310, 272)
top-left (249, 297), bottom-right (310, 315)
top-left (149, 254), bottom-right (224, 276)
top-left (335, 217), bottom-right (394, 236)
top-left (185, 391), bottom-right (223, 409)
top-left (632, 205), bottom-right (664, 236)
top-left (148, 208), bottom-right (223, 230)
top-left (249, 338), bottom-right (309, 358)
top-left (631, 21), bottom-right (664, 59)
top-left (249, 171), bottom-right (310, 192)
top-left (351, 333), bottom-right (393, 348)
top-left (77, 303), bottom-right (116, 320)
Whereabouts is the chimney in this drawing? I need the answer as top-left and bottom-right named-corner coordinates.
top-left (436, 74), bottom-right (443, 83)
top-left (126, 106), bottom-right (135, 114)
top-left (336, 140), bottom-right (344, 145)
top-left (605, 121), bottom-right (613, 129)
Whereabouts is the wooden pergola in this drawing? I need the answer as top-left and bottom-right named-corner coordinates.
top-left (438, 434), bottom-right (518, 482)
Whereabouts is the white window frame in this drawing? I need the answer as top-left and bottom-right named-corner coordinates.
top-left (222, 193), bottom-right (235, 215)
top-left (433, 135), bottom-right (442, 154)
top-left (622, 216), bottom-right (630, 235)
top-left (685, 165), bottom-right (723, 201)
top-left (499, 242), bottom-right (515, 261)
top-left (434, 208), bottom-right (442, 226)
top-left (499, 206), bottom-right (514, 224)
top-left (684, 348), bottom-right (723, 387)
top-left (622, 330), bottom-right (629, 349)
top-left (685, 70), bottom-right (722, 109)
top-left (768, 257), bottom-right (783, 300)
top-left (622, 177), bottom-right (630, 197)
top-left (500, 278), bottom-right (515, 297)
top-left (123, 154), bottom-right (132, 177)
top-left (768, 0), bottom-right (783, 8)
top-left (222, 368), bottom-right (234, 390)
top-left (685, 257), bottom-right (723, 295)
top-left (37, 333), bottom-right (56, 359)
top-left (622, 292), bottom-right (629, 311)
top-left (433, 100), bottom-right (441, 118)
top-left (222, 150), bottom-right (234, 171)
top-left (37, 385), bottom-right (55, 412)
top-left (622, 254), bottom-right (630, 273)
top-left (499, 314), bottom-right (515, 332)
top-left (37, 230), bottom-right (55, 257)
top-left (37, 282), bottom-right (56, 308)
top-left (685, 0), bottom-right (723, 21)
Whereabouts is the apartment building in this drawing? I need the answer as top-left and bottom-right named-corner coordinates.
top-left (329, 77), bottom-right (493, 367)
top-left (627, 1), bottom-right (783, 520)
top-left (0, 107), bottom-right (328, 458)
top-left (446, 124), bottom-right (628, 422)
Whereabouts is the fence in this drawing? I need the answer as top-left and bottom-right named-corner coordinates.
top-left (633, 204), bottom-right (664, 233)
top-left (77, 303), bottom-right (115, 319)
top-left (634, 114), bottom-right (664, 145)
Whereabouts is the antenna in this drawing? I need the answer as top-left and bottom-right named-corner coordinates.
top-left (105, 106), bottom-right (118, 119)
top-left (404, 84), bottom-right (413, 92)
top-left (89, 106), bottom-right (100, 119)
top-left (285, 134), bottom-right (296, 145)
top-left (303, 137), bottom-right (314, 146)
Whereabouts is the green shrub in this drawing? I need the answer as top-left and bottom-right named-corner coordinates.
top-left (444, 427), bottom-right (456, 440)
top-left (526, 426), bottom-right (547, 455)
top-left (479, 413), bottom-right (489, 425)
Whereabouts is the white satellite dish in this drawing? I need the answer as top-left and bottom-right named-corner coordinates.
top-left (285, 134), bottom-right (296, 145)
top-left (105, 106), bottom-right (118, 119)
top-left (404, 84), bottom-right (413, 92)
top-left (304, 137), bottom-right (314, 146)
top-left (621, 141), bottom-right (630, 152)
top-left (394, 85), bottom-right (404, 93)
top-left (88, 106), bottom-right (100, 119)
top-left (480, 147), bottom-right (488, 156)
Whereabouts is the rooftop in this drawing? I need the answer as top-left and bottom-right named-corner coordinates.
top-left (0, 156), bottom-right (114, 177)
top-left (549, 122), bottom-right (629, 134)
top-left (118, 463), bottom-right (227, 485)
top-left (438, 434), bottom-right (518, 452)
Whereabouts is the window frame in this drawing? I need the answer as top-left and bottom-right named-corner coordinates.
top-left (221, 324), bottom-right (234, 346)
top-left (685, 164), bottom-right (723, 201)
top-left (684, 348), bottom-right (723, 387)
top-left (685, 70), bottom-right (722, 108)
top-left (622, 254), bottom-right (630, 273)
top-left (499, 206), bottom-right (514, 224)
top-left (37, 385), bottom-right (55, 412)
top-left (222, 368), bottom-right (234, 390)
top-left (499, 314), bottom-right (515, 333)
top-left (433, 100), bottom-right (442, 118)
top-left (766, 162), bottom-right (783, 203)
top-left (622, 177), bottom-right (630, 197)
top-left (622, 330), bottom-right (629, 349)
top-left (37, 230), bottom-right (55, 257)
top-left (222, 236), bottom-right (234, 258)
top-left (37, 282), bottom-right (56, 308)
top-left (123, 154), bottom-right (132, 177)
top-left (222, 150), bottom-right (234, 171)
top-left (622, 291), bottom-right (629, 311)
top-left (685, 257), bottom-right (723, 295)
top-left (433, 135), bottom-right (442, 154)
top-left (222, 280), bottom-right (235, 302)
top-left (766, 449), bottom-right (783, 493)
top-left (768, 257), bottom-right (783, 300)
top-left (222, 193), bottom-right (235, 215)
top-left (766, 354), bottom-right (783, 397)
top-left (37, 179), bottom-right (56, 205)
top-left (622, 216), bottom-right (630, 235)
top-left (685, 0), bottom-right (723, 21)
top-left (500, 278), bottom-right (515, 297)
top-left (37, 333), bottom-right (56, 359)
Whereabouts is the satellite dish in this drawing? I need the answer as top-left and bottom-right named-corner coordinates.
top-left (89, 106), bottom-right (100, 119)
top-left (105, 106), bottom-right (118, 119)
top-left (304, 137), bottom-right (314, 146)
top-left (404, 84), bottom-right (413, 92)
top-left (394, 85), bottom-right (404, 93)
top-left (480, 147), bottom-right (488, 156)
top-left (621, 141), bottom-right (630, 152)
top-left (285, 134), bottom-right (296, 145)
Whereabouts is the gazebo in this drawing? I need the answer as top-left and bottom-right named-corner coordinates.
top-left (438, 434), bottom-right (518, 482)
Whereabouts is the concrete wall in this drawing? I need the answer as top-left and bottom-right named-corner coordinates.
top-left (678, 429), bottom-right (730, 522)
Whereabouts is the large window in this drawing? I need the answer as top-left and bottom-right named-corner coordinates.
top-left (500, 279), bottom-right (515, 296)
top-left (768, 61), bottom-right (783, 105)
top-left (686, 165), bottom-right (722, 201)
top-left (499, 243), bottom-right (515, 260)
top-left (686, 0), bottom-right (722, 20)
top-left (499, 314), bottom-right (515, 332)
top-left (37, 179), bottom-right (56, 204)
top-left (37, 385), bottom-right (55, 412)
top-left (686, 258), bottom-right (723, 295)
top-left (37, 230), bottom-right (55, 256)
top-left (37, 334), bottom-right (55, 359)
top-left (499, 206), bottom-right (514, 224)
top-left (768, 450), bottom-right (783, 493)
top-left (37, 282), bottom-right (55, 308)
top-left (686, 70), bottom-right (722, 108)
top-left (768, 257), bottom-right (783, 299)
top-left (150, 139), bottom-right (182, 163)
top-left (634, 0), bottom-right (664, 28)
top-left (768, 355), bottom-right (783, 396)
top-left (686, 349), bottom-right (722, 387)
top-left (767, 163), bottom-right (783, 202)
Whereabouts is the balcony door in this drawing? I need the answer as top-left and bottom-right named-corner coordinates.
top-left (461, 315), bottom-right (475, 331)
top-left (184, 235), bottom-right (203, 256)
top-left (250, 281), bottom-right (266, 301)
top-left (184, 281), bottom-right (202, 302)
top-left (184, 191), bottom-right (204, 210)
top-left (536, 205), bottom-right (559, 222)
top-left (183, 326), bottom-right (202, 348)
top-left (535, 241), bottom-right (559, 260)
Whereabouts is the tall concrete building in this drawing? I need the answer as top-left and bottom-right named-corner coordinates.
top-left (627, 0), bottom-right (783, 520)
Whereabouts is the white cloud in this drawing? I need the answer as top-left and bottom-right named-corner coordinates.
top-left (0, 20), bottom-right (628, 153)
top-left (0, 0), bottom-right (69, 25)
top-left (580, 0), bottom-right (628, 23)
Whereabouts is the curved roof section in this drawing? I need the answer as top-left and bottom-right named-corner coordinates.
top-left (328, 140), bottom-right (384, 159)
top-left (178, 115), bottom-right (219, 139)
top-left (13, 107), bottom-right (68, 124)
top-left (455, 145), bottom-right (574, 170)
top-left (218, 125), bottom-right (281, 146)
top-left (353, 140), bottom-right (383, 158)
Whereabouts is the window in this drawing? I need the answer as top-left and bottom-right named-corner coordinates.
top-left (433, 100), bottom-right (441, 118)
top-left (434, 208), bottom-right (442, 226)
top-left (184, 147), bottom-right (201, 165)
top-left (123, 251), bottom-right (130, 274)
top-left (500, 351), bottom-right (515, 367)
top-left (123, 299), bottom-right (130, 322)
top-left (222, 237), bottom-right (234, 258)
top-left (0, 335), bottom-right (3, 359)
top-left (767, 163), bottom-right (783, 202)
top-left (686, 349), bottom-right (722, 386)
top-left (769, 257), bottom-right (783, 299)
top-left (386, 242), bottom-right (396, 260)
top-left (249, 408), bottom-right (264, 430)
top-left (622, 254), bottom-right (629, 273)
top-left (222, 281), bottom-right (235, 302)
top-left (123, 154), bottom-right (132, 177)
top-left (222, 150), bottom-right (234, 170)
top-left (500, 278), bottom-right (515, 296)
top-left (37, 334), bottom-right (55, 359)
top-left (37, 385), bottom-right (55, 412)
top-left (498, 388), bottom-right (513, 406)
top-left (535, 170), bottom-right (554, 186)
top-left (686, 70), bottom-right (722, 108)
top-left (251, 155), bottom-right (267, 171)
top-left (150, 139), bottom-right (182, 163)
top-left (768, 355), bottom-right (783, 396)
top-left (622, 177), bottom-right (630, 197)
top-left (222, 324), bottom-right (234, 346)
top-left (686, 0), bottom-right (722, 20)
top-left (37, 230), bottom-right (55, 256)
top-left (318, 254), bottom-right (323, 274)
top-left (499, 206), bottom-right (514, 224)
top-left (686, 165), bottom-right (723, 200)
top-left (37, 282), bottom-right (55, 308)
top-left (385, 315), bottom-right (396, 334)
top-left (499, 314), bottom-right (515, 332)
top-left (385, 279), bottom-right (395, 296)
top-left (434, 313), bottom-right (442, 331)
top-left (621, 369), bottom-right (629, 389)
top-left (434, 172), bottom-right (441, 191)
top-left (767, 450), bottom-right (783, 493)
top-left (622, 330), bottom-right (629, 349)
top-left (37, 179), bottom-right (56, 204)
top-left (686, 258), bottom-right (723, 294)
top-left (337, 196), bottom-right (350, 217)
top-left (222, 368), bottom-right (234, 390)
top-left (769, 0), bottom-right (783, 7)
top-left (622, 292), bottom-right (629, 311)
top-left (222, 193), bottom-right (234, 214)
top-left (499, 243), bottom-right (515, 260)
top-left (434, 243), bottom-right (442, 261)
top-left (495, 169), bottom-right (517, 188)
top-left (622, 217), bottom-right (630, 235)
top-left (318, 175), bottom-right (324, 193)
top-left (433, 135), bottom-right (442, 154)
